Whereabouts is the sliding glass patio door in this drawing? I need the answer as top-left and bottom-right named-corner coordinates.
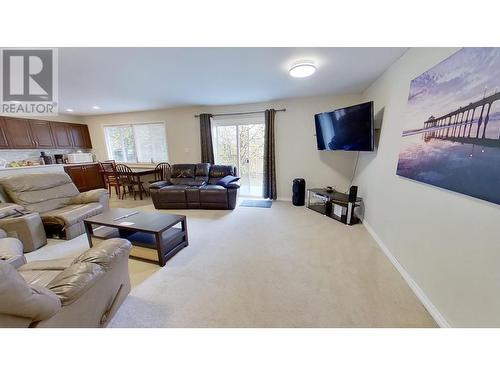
top-left (212, 116), bottom-right (265, 197)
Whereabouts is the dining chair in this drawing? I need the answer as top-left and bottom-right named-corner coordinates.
top-left (149, 162), bottom-right (171, 184)
top-left (115, 164), bottom-right (147, 200)
top-left (99, 161), bottom-right (121, 198)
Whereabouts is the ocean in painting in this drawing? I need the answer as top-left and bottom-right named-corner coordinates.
top-left (396, 48), bottom-right (500, 205)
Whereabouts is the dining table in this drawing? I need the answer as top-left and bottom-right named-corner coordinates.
top-left (121, 167), bottom-right (157, 200)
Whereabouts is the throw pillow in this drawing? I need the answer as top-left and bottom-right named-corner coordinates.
top-left (216, 175), bottom-right (240, 188)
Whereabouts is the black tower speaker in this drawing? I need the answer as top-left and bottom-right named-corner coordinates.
top-left (348, 185), bottom-right (358, 202)
top-left (292, 178), bottom-right (306, 206)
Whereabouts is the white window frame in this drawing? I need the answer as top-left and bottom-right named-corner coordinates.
top-left (103, 121), bottom-right (169, 165)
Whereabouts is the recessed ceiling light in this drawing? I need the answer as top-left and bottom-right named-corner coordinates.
top-left (289, 61), bottom-right (317, 78)
top-left (92, 105), bottom-right (100, 110)
top-left (66, 109), bottom-right (74, 112)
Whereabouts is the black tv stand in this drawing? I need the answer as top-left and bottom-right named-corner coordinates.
top-left (307, 188), bottom-right (362, 225)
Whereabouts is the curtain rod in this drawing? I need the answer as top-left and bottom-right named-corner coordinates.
top-left (194, 109), bottom-right (286, 118)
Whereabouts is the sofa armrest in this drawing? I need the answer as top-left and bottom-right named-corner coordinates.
top-left (0, 238), bottom-right (26, 269)
top-left (72, 239), bottom-right (132, 271)
top-left (227, 181), bottom-right (240, 189)
top-left (149, 181), bottom-right (171, 189)
top-left (0, 213), bottom-right (47, 253)
top-left (69, 189), bottom-right (109, 209)
top-left (46, 262), bottom-right (105, 306)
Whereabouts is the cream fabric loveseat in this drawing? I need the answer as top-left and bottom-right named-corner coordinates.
top-left (0, 172), bottom-right (109, 240)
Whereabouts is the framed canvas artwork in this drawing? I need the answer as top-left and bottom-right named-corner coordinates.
top-left (396, 48), bottom-right (500, 205)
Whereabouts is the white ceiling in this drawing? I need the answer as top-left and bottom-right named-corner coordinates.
top-left (58, 47), bottom-right (407, 115)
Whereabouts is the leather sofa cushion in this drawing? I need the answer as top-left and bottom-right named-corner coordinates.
top-left (199, 185), bottom-right (228, 203)
top-left (0, 173), bottom-right (80, 213)
top-left (159, 186), bottom-right (187, 203)
top-left (170, 177), bottom-right (195, 185)
top-left (40, 202), bottom-right (103, 228)
top-left (0, 261), bottom-right (61, 321)
top-left (162, 185), bottom-right (190, 191)
top-left (170, 164), bottom-right (196, 185)
top-left (185, 187), bottom-right (200, 202)
top-left (171, 164), bottom-right (195, 178)
top-left (20, 269), bottom-right (61, 288)
top-left (19, 258), bottom-right (74, 272)
top-left (195, 163), bottom-right (210, 183)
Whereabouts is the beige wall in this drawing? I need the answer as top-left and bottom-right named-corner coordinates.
top-left (355, 47), bottom-right (500, 327)
top-left (84, 93), bottom-right (363, 199)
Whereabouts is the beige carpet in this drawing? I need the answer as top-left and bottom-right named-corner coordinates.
top-left (26, 198), bottom-right (437, 327)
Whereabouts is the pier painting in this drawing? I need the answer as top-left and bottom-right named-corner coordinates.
top-left (396, 48), bottom-right (500, 205)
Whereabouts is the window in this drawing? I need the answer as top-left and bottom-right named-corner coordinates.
top-left (212, 115), bottom-right (265, 197)
top-left (104, 122), bottom-right (168, 163)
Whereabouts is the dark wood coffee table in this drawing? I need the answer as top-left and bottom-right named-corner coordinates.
top-left (84, 208), bottom-right (188, 267)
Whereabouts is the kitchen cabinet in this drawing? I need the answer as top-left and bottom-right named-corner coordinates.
top-left (69, 123), bottom-right (92, 149)
top-left (3, 117), bottom-right (35, 148)
top-left (0, 118), bottom-right (11, 149)
top-left (0, 115), bottom-right (92, 150)
top-left (51, 122), bottom-right (73, 148)
top-left (64, 163), bottom-right (104, 192)
top-left (29, 119), bottom-right (55, 148)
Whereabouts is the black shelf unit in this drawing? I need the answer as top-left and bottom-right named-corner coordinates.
top-left (307, 188), bottom-right (362, 225)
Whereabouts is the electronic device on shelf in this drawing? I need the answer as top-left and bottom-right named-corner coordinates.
top-left (326, 186), bottom-right (334, 193)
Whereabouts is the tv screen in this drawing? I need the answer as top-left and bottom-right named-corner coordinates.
top-left (314, 101), bottom-right (374, 151)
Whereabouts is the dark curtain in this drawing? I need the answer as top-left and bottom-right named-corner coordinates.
top-left (263, 109), bottom-right (277, 200)
top-left (199, 113), bottom-right (214, 164)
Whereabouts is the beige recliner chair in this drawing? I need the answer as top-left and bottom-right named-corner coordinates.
top-left (0, 229), bottom-right (132, 328)
top-left (0, 172), bottom-right (109, 240)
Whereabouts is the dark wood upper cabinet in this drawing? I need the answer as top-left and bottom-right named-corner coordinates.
top-left (72, 123), bottom-right (92, 149)
top-left (29, 119), bottom-right (55, 148)
top-left (82, 125), bottom-right (92, 149)
top-left (0, 116), bottom-right (92, 150)
top-left (69, 124), bottom-right (87, 148)
top-left (0, 118), bottom-right (11, 149)
top-left (3, 117), bottom-right (35, 148)
top-left (51, 122), bottom-right (73, 148)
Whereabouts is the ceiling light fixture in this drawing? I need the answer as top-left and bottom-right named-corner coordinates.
top-left (66, 109), bottom-right (74, 112)
top-left (289, 61), bottom-right (316, 78)
top-left (92, 106), bottom-right (100, 110)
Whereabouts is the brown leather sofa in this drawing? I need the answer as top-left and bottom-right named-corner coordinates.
top-left (0, 172), bottom-right (109, 240)
top-left (150, 163), bottom-right (240, 209)
top-left (0, 229), bottom-right (132, 328)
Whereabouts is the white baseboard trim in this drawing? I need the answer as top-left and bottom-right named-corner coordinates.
top-left (362, 219), bottom-right (451, 328)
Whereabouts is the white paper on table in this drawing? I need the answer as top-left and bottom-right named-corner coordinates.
top-left (333, 205), bottom-right (343, 218)
top-left (119, 221), bottom-right (134, 226)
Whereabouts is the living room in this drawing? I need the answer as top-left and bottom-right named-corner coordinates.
top-left (2, 1), bottom-right (499, 374)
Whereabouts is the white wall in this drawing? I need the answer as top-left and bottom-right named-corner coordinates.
top-left (84, 93), bottom-right (363, 199)
top-left (355, 47), bottom-right (500, 327)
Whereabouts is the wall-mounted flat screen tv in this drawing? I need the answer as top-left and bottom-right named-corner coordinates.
top-left (314, 101), bottom-right (374, 151)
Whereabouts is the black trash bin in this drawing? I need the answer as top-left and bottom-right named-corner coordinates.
top-left (292, 178), bottom-right (305, 206)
